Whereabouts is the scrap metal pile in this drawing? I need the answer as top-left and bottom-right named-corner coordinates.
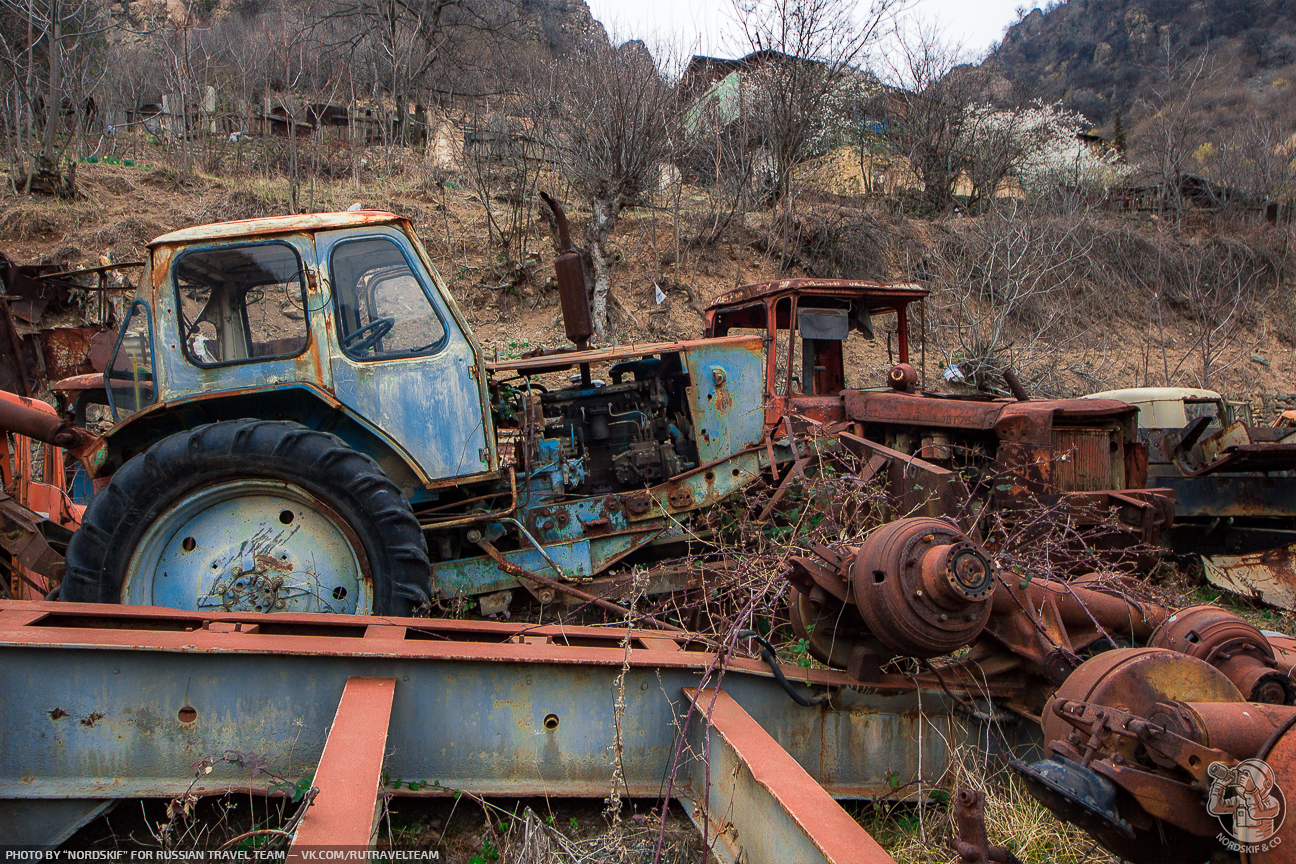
top-left (4, 201), bottom-right (1296, 861)
top-left (0, 251), bottom-right (140, 398)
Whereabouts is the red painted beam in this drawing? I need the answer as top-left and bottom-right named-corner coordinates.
top-left (290, 677), bottom-right (396, 851)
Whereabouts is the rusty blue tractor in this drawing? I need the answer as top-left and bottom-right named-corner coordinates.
top-left (42, 197), bottom-right (935, 618)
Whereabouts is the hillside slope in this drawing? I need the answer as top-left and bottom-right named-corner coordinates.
top-left (982, 0), bottom-right (1296, 137)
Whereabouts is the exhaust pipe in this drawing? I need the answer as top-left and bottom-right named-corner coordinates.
top-left (540, 192), bottom-right (594, 387)
top-left (0, 392), bottom-right (92, 450)
top-left (540, 192), bottom-right (594, 352)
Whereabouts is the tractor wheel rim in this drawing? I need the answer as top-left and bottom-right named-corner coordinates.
top-left (121, 479), bottom-right (373, 614)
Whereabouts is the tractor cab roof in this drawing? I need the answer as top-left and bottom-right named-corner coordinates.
top-left (706, 279), bottom-right (928, 313)
top-left (149, 211), bottom-right (407, 247)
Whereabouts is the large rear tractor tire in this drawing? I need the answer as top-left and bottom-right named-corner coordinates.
top-left (63, 420), bottom-right (431, 616)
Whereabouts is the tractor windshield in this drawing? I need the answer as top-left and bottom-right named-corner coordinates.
top-left (173, 242), bottom-right (309, 367)
top-left (329, 237), bottom-right (447, 360)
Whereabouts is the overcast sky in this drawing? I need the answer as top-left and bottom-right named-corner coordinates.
top-left (585, 0), bottom-right (1044, 68)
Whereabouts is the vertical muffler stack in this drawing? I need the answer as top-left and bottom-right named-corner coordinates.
top-left (540, 192), bottom-right (594, 386)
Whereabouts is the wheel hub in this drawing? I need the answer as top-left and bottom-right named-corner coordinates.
top-left (211, 559), bottom-right (291, 613)
top-left (122, 481), bottom-right (372, 614)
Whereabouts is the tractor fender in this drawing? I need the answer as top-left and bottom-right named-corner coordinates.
top-left (89, 383), bottom-right (428, 496)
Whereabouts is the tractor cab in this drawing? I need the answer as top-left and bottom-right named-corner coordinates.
top-left (704, 279), bottom-right (928, 427)
top-left (91, 212), bottom-right (494, 491)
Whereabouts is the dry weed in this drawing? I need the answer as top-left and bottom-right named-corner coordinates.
top-left (0, 201), bottom-right (70, 242)
top-left (876, 755), bottom-right (1115, 864)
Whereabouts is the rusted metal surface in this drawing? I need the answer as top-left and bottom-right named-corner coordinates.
top-left (49, 372), bottom-right (107, 394)
top-left (1023, 650), bottom-right (1244, 861)
top-left (0, 298), bottom-right (42, 397)
top-left (1038, 648), bottom-right (1244, 750)
top-left (837, 432), bottom-right (972, 526)
top-left (148, 210), bottom-right (407, 247)
top-left (850, 517), bottom-right (994, 658)
top-left (1174, 701), bottom-right (1296, 758)
top-left (1251, 710), bottom-right (1296, 863)
top-left (835, 395), bottom-right (1170, 547)
top-left (1192, 443), bottom-right (1296, 475)
top-left (0, 599), bottom-right (1037, 845)
top-left (472, 534), bottom-right (682, 631)
top-left (1002, 369), bottom-right (1029, 402)
top-left (1020, 647), bottom-right (1296, 863)
top-left (979, 574), bottom-right (1167, 686)
top-left (1150, 605), bottom-right (1294, 703)
top-left (40, 326), bottom-right (114, 381)
top-left (843, 392), bottom-right (1138, 442)
top-left (289, 676), bottom-right (395, 849)
top-left (1050, 425), bottom-right (1123, 492)
top-left (707, 278), bottom-right (928, 311)
top-left (1163, 475), bottom-right (1296, 519)
top-left (1205, 545), bottom-right (1296, 611)
top-left (705, 277), bottom-right (927, 344)
top-left (952, 789), bottom-right (1021, 864)
top-left (0, 389), bottom-right (98, 453)
top-left (0, 491), bottom-right (65, 588)
top-left (888, 362), bottom-right (919, 392)
top-left (0, 252), bottom-right (66, 304)
top-left (539, 193), bottom-right (593, 352)
top-left (0, 390), bottom-right (64, 445)
top-left (681, 688), bottom-right (899, 864)
top-left (786, 517), bottom-right (1169, 708)
top-left (0, 254), bottom-right (138, 397)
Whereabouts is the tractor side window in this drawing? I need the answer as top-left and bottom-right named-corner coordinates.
top-left (330, 237), bottom-right (447, 361)
top-left (841, 306), bottom-right (895, 391)
top-left (174, 243), bottom-right (309, 367)
top-left (107, 300), bottom-right (158, 421)
top-left (773, 298), bottom-right (795, 396)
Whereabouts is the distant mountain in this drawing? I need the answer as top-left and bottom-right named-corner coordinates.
top-left (517, 0), bottom-right (609, 57)
top-left (981, 0), bottom-right (1296, 138)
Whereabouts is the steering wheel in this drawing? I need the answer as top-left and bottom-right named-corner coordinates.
top-left (342, 317), bottom-right (396, 353)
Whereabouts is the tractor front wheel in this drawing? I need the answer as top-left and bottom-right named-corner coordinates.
top-left (62, 420), bottom-right (431, 616)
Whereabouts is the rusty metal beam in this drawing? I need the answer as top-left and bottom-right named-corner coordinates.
top-left (0, 600), bottom-right (1038, 845)
top-left (755, 456), bottom-right (812, 522)
top-left (682, 688), bottom-right (898, 864)
top-left (290, 677), bottom-right (395, 850)
top-left (837, 431), bottom-right (971, 526)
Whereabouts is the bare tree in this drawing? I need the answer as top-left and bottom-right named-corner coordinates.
top-left (1209, 115), bottom-right (1296, 210)
top-left (1170, 240), bottom-right (1273, 388)
top-left (929, 199), bottom-right (1096, 394)
top-left (734, 0), bottom-right (895, 207)
top-left (869, 22), bottom-right (979, 214)
top-left (0, 0), bottom-right (122, 193)
top-left (461, 110), bottom-right (546, 276)
top-left (318, 0), bottom-right (518, 145)
top-left (677, 73), bottom-right (757, 250)
top-left (1137, 43), bottom-right (1214, 218)
top-left (532, 42), bottom-right (679, 342)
